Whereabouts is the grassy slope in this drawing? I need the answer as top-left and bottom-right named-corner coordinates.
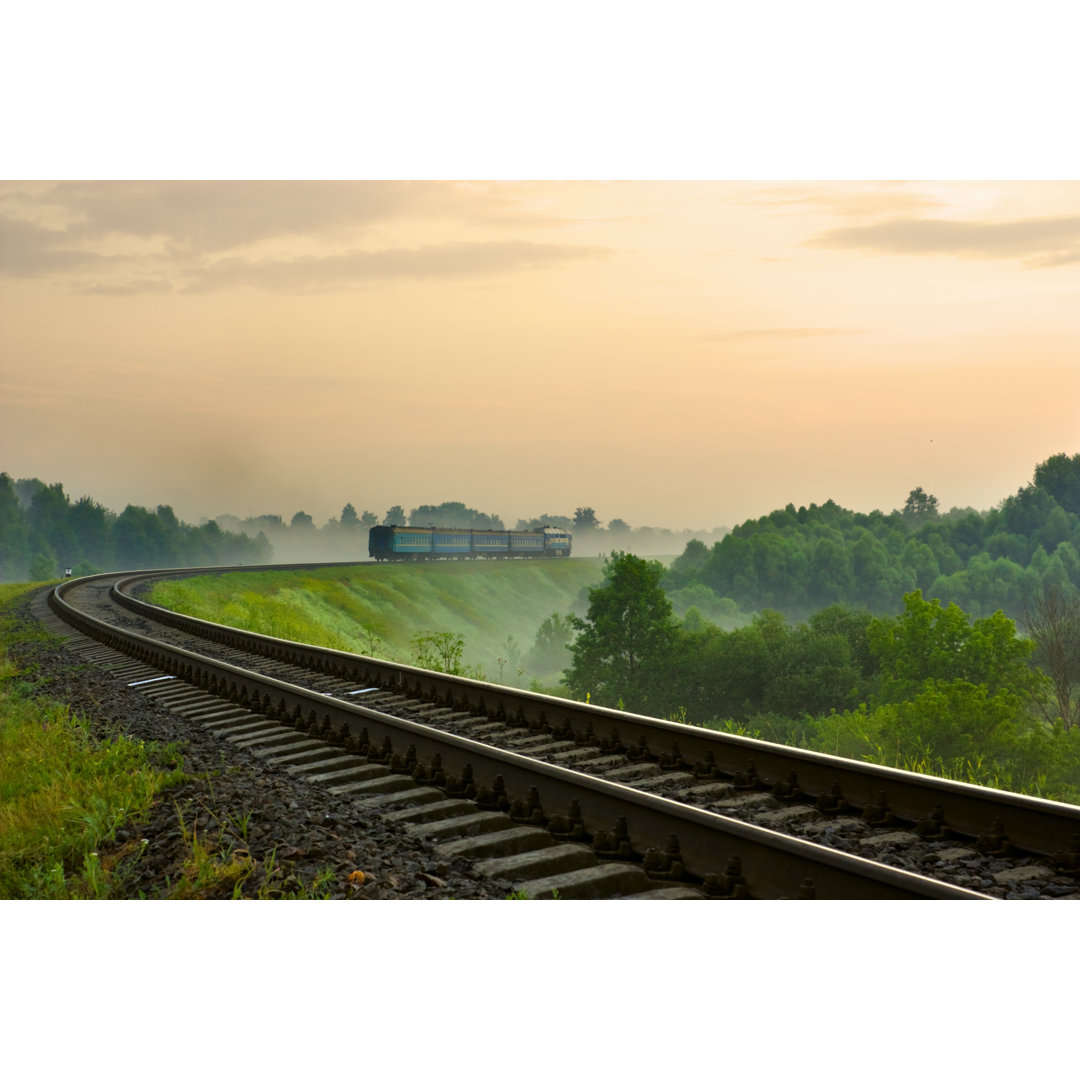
top-left (149, 558), bottom-right (607, 683)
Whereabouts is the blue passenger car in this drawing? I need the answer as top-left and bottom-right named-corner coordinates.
top-left (369, 524), bottom-right (573, 561)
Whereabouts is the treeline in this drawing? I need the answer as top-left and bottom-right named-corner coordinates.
top-left (215, 501), bottom-right (729, 562)
top-left (1, 479), bottom-right (729, 580)
top-left (0, 474), bottom-right (270, 581)
top-left (664, 454), bottom-right (1080, 623)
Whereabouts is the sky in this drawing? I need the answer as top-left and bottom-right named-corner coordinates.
top-left (3, 179), bottom-right (1078, 531)
top-left (3, 3), bottom-right (1079, 536)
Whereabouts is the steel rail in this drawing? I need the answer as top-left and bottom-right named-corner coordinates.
top-left (49, 571), bottom-right (989, 899)
top-left (103, 563), bottom-right (1080, 859)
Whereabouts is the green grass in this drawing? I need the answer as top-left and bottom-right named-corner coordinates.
top-left (0, 583), bottom-right (338, 899)
top-left (149, 559), bottom-right (606, 686)
top-left (0, 584), bottom-right (186, 897)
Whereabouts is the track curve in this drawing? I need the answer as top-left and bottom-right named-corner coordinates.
top-left (41, 562), bottom-right (1080, 898)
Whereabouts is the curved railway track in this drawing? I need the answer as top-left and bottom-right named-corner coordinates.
top-left (38, 563), bottom-right (1080, 899)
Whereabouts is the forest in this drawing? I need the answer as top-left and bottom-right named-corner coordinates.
top-left (0, 474), bottom-right (272, 580)
top-left (550, 453), bottom-right (1080, 804)
top-left (663, 454), bottom-right (1080, 625)
top-left (0, 478), bottom-right (725, 580)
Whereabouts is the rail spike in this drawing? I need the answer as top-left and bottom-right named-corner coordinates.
top-left (862, 790), bottom-right (895, 826)
top-left (703, 857), bottom-right (750, 900)
top-left (593, 816), bottom-right (635, 861)
top-left (815, 780), bottom-right (852, 815)
top-left (915, 803), bottom-right (951, 841)
top-left (642, 834), bottom-right (686, 881)
top-left (772, 770), bottom-right (801, 800)
top-left (548, 800), bottom-right (591, 843)
top-left (476, 775), bottom-right (510, 813)
top-left (975, 817), bottom-right (1013, 857)
top-left (510, 786), bottom-right (547, 826)
top-left (446, 763), bottom-right (476, 800)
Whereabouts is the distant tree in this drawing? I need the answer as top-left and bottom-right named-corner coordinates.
top-left (665, 538), bottom-right (711, 590)
top-left (1033, 452), bottom-right (1080, 515)
top-left (607, 518), bottom-right (631, 537)
top-left (359, 510), bottom-right (378, 528)
top-left (409, 502), bottom-right (505, 530)
top-left (29, 548), bottom-right (57, 581)
top-left (113, 504), bottom-right (177, 567)
top-left (383, 505), bottom-right (406, 526)
top-left (70, 496), bottom-right (113, 567)
top-left (526, 612), bottom-right (577, 677)
top-left (340, 503), bottom-right (360, 529)
top-left (565, 552), bottom-right (677, 712)
top-left (573, 507), bottom-right (600, 530)
top-left (243, 514), bottom-right (285, 532)
top-left (156, 505), bottom-right (180, 530)
top-left (1024, 582), bottom-right (1080, 730)
top-left (28, 482), bottom-right (79, 566)
top-left (516, 515), bottom-right (574, 532)
top-left (0, 472), bottom-right (31, 579)
top-left (902, 487), bottom-right (940, 524)
top-left (290, 511), bottom-right (315, 530)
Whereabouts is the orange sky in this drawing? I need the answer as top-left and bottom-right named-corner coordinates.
top-left (2, 180), bottom-right (1079, 531)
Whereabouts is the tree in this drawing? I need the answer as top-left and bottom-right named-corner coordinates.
top-left (0, 472), bottom-right (31, 580)
top-left (1033, 452), bottom-right (1080, 515)
top-left (526, 612), bottom-right (576, 678)
top-left (573, 506), bottom-right (600, 530)
top-left (359, 510), bottom-right (379, 528)
top-left (383, 505), bottom-right (406, 526)
top-left (868, 590), bottom-right (1042, 704)
top-left (290, 511), bottom-right (315, 530)
top-left (565, 552), bottom-right (677, 712)
top-left (902, 486), bottom-right (940, 524)
top-left (340, 503), bottom-right (360, 529)
top-left (1024, 583), bottom-right (1080, 730)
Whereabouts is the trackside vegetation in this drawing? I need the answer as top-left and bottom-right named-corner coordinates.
top-left (0, 585), bottom-right (336, 899)
top-left (568, 555), bottom-right (1080, 805)
top-left (0, 584), bottom-right (180, 897)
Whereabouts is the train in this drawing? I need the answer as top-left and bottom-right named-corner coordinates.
top-left (368, 525), bottom-right (572, 561)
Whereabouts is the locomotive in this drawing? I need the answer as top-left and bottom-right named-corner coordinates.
top-left (368, 525), bottom-right (572, 561)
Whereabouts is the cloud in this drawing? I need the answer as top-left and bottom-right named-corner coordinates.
top-left (181, 240), bottom-right (613, 292)
top-left (0, 181), bottom-right (579, 258)
top-left (806, 215), bottom-right (1080, 266)
top-left (0, 182), bottom-right (610, 291)
top-left (698, 328), bottom-right (865, 343)
top-left (79, 279), bottom-right (175, 295)
top-left (738, 185), bottom-right (945, 218)
top-left (0, 215), bottom-right (111, 276)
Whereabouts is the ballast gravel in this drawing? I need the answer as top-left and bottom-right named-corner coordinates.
top-left (10, 596), bottom-right (515, 900)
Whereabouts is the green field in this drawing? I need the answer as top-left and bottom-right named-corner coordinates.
top-left (149, 558), bottom-right (607, 687)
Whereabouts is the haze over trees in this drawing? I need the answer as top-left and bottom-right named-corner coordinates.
top-left (663, 455), bottom-right (1080, 626)
top-left (0, 474), bottom-right (270, 580)
top-left (0, 477), bottom-right (729, 579)
top-left (546, 550), bottom-right (1080, 803)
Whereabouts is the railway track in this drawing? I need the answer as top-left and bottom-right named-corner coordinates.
top-left (39, 564), bottom-right (1080, 899)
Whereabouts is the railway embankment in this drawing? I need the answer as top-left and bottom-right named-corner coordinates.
top-left (147, 558), bottom-right (605, 685)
